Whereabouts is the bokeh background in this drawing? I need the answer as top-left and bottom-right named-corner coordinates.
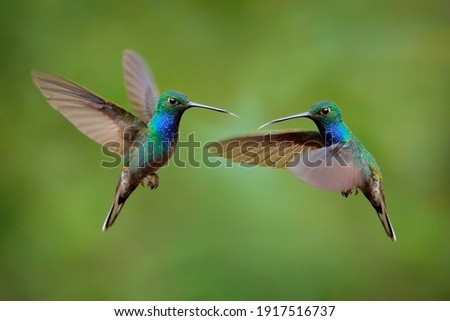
top-left (0, 0), bottom-right (448, 300)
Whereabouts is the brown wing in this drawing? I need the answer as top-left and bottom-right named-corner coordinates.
top-left (207, 130), bottom-right (324, 168)
top-left (32, 71), bottom-right (146, 155)
top-left (123, 50), bottom-right (160, 123)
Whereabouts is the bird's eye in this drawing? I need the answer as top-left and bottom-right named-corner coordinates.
top-left (320, 107), bottom-right (330, 115)
top-left (168, 97), bottom-right (178, 105)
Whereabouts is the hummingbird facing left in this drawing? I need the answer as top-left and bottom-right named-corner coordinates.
top-left (209, 101), bottom-right (396, 241)
top-left (32, 50), bottom-right (237, 231)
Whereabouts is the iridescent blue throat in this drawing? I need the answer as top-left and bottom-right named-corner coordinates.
top-left (149, 109), bottom-right (185, 143)
top-left (313, 120), bottom-right (351, 146)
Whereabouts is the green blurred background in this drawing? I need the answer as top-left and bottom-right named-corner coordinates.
top-left (0, 0), bottom-right (448, 300)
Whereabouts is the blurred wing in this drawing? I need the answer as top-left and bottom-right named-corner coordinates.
top-left (123, 50), bottom-right (160, 122)
top-left (32, 71), bottom-right (146, 155)
top-left (207, 130), bottom-right (324, 168)
top-left (288, 139), bottom-right (364, 191)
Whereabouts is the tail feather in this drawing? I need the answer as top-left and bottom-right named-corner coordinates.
top-left (102, 188), bottom-right (130, 231)
top-left (363, 188), bottom-right (397, 241)
top-left (103, 169), bottom-right (140, 231)
top-left (377, 207), bottom-right (396, 241)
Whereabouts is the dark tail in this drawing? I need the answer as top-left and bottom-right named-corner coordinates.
top-left (102, 188), bottom-right (129, 231)
top-left (365, 189), bottom-right (397, 241)
top-left (377, 207), bottom-right (396, 241)
top-left (103, 180), bottom-right (137, 231)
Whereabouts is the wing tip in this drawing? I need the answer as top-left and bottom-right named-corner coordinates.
top-left (123, 49), bottom-right (133, 62)
top-left (123, 48), bottom-right (136, 56)
top-left (31, 70), bottom-right (70, 92)
top-left (31, 70), bottom-right (41, 78)
top-left (123, 49), bottom-right (145, 65)
top-left (31, 70), bottom-right (48, 86)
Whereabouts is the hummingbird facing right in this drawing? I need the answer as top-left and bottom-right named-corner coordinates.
top-left (32, 50), bottom-right (237, 231)
top-left (209, 101), bottom-right (396, 241)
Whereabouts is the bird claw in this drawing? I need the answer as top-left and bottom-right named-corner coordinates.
top-left (341, 188), bottom-right (358, 198)
top-left (141, 174), bottom-right (159, 190)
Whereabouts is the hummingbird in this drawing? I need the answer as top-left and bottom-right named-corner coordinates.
top-left (209, 100), bottom-right (396, 241)
top-left (32, 49), bottom-right (238, 231)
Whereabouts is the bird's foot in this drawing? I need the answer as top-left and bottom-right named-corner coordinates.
top-left (341, 188), bottom-right (358, 198)
top-left (141, 174), bottom-right (159, 190)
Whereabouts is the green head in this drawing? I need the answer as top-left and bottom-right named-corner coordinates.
top-left (258, 100), bottom-right (349, 145)
top-left (306, 100), bottom-right (343, 125)
top-left (156, 90), bottom-right (238, 117)
top-left (156, 90), bottom-right (189, 112)
top-left (258, 100), bottom-right (343, 129)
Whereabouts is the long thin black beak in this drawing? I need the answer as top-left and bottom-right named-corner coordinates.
top-left (187, 101), bottom-right (239, 118)
top-left (258, 112), bottom-right (310, 130)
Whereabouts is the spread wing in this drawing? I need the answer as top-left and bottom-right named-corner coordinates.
top-left (288, 139), bottom-right (364, 191)
top-left (207, 130), bottom-right (324, 168)
top-left (32, 71), bottom-right (147, 155)
top-left (209, 130), bottom-right (364, 191)
top-left (123, 49), bottom-right (160, 123)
